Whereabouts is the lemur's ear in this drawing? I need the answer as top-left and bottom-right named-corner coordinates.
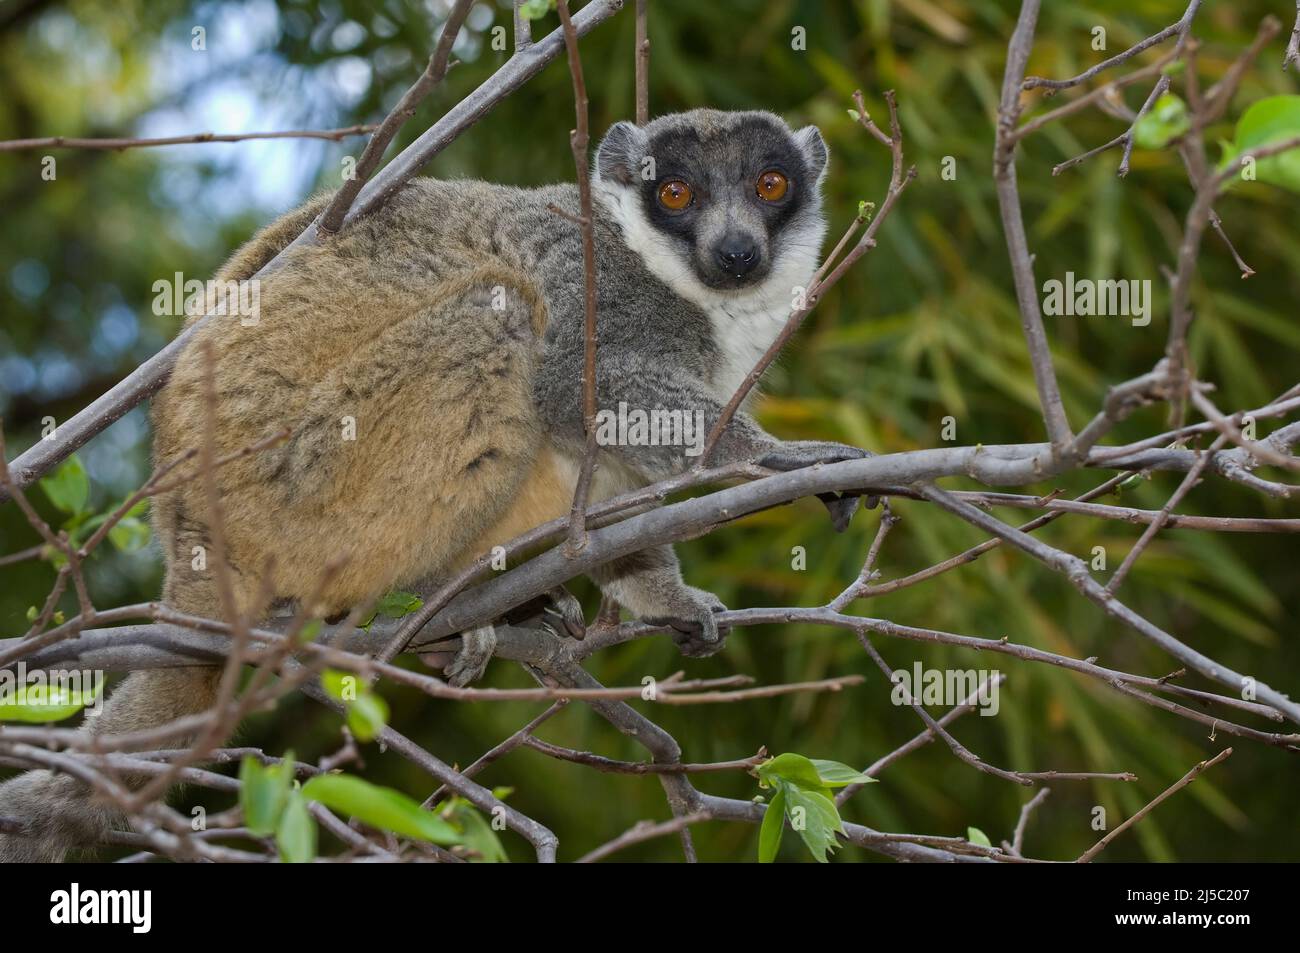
top-left (596, 120), bottom-right (648, 185)
top-left (795, 125), bottom-right (829, 184)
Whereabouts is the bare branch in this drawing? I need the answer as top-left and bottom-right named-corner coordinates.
top-left (0, 125), bottom-right (378, 153)
top-left (556, 0), bottom-right (602, 555)
top-left (1105, 433), bottom-right (1229, 593)
top-left (994, 1), bottom-right (1073, 449)
top-left (915, 484), bottom-right (1300, 726)
top-left (1077, 748), bottom-right (1232, 862)
top-left (576, 811), bottom-right (710, 863)
top-left (857, 633), bottom-right (1135, 786)
top-left (1023, 1), bottom-right (1202, 92)
top-left (635, 0), bottom-right (650, 124)
top-left (1009, 788), bottom-right (1050, 857)
top-left (316, 0), bottom-right (473, 236)
top-left (513, 0), bottom-right (533, 52)
top-left (1286, 2), bottom-right (1300, 71)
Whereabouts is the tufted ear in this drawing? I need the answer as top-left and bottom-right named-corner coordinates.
top-left (794, 125), bottom-right (829, 184)
top-left (596, 120), bottom-right (648, 186)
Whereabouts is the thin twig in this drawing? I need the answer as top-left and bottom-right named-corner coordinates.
top-left (1009, 788), bottom-right (1051, 856)
top-left (0, 125), bottom-right (378, 153)
top-left (1286, 1), bottom-right (1300, 71)
top-left (994, 1), bottom-right (1073, 450)
top-left (316, 0), bottom-right (472, 235)
top-left (556, 0), bottom-right (602, 556)
top-left (1077, 748), bottom-right (1231, 862)
top-left (635, 0), bottom-right (650, 124)
top-left (576, 811), bottom-right (711, 863)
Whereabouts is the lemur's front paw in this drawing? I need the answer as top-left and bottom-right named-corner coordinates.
top-left (543, 586), bottom-right (586, 640)
top-left (442, 625), bottom-right (497, 687)
top-left (759, 440), bottom-right (871, 472)
top-left (646, 587), bottom-right (730, 659)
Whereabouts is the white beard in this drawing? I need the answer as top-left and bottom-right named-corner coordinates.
top-left (594, 177), bottom-right (825, 404)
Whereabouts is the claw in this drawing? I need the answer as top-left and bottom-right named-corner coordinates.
top-left (817, 492), bottom-right (861, 532)
top-left (443, 625), bottom-right (496, 687)
top-left (545, 586), bottom-right (586, 640)
top-left (648, 589), bottom-right (729, 659)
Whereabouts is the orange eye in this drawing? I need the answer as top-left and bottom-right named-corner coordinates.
top-left (756, 170), bottom-right (789, 201)
top-left (657, 179), bottom-right (693, 210)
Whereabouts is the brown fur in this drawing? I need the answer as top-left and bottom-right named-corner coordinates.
top-left (0, 184), bottom-right (576, 861)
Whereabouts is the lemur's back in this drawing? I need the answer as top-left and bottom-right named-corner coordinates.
top-left (151, 179), bottom-right (568, 619)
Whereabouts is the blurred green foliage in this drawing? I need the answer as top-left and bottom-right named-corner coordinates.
top-left (1, 0), bottom-right (1298, 861)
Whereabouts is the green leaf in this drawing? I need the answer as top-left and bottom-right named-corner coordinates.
top-left (301, 774), bottom-right (460, 844)
top-left (446, 799), bottom-right (508, 863)
top-left (1116, 471), bottom-right (1146, 492)
top-left (107, 515), bottom-right (151, 552)
top-left (122, 498), bottom-right (149, 519)
top-left (373, 590), bottom-right (422, 617)
top-left (321, 668), bottom-right (358, 702)
top-left (758, 785), bottom-right (787, 862)
top-left (756, 752), bottom-right (829, 792)
top-left (0, 678), bottom-right (102, 723)
top-left (783, 783), bottom-right (844, 862)
top-left (1223, 95), bottom-right (1300, 193)
top-left (239, 754), bottom-right (294, 836)
top-left (519, 0), bottom-right (553, 21)
top-left (359, 590), bottom-right (423, 630)
top-left (346, 692), bottom-right (390, 742)
top-left (810, 759), bottom-right (875, 787)
top-left (321, 669), bottom-right (390, 741)
top-left (967, 826), bottom-right (993, 848)
top-left (276, 790), bottom-right (318, 863)
top-left (40, 455), bottom-right (89, 516)
top-left (1133, 93), bottom-right (1190, 150)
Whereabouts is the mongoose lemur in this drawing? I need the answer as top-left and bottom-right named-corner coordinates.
top-left (0, 109), bottom-right (865, 861)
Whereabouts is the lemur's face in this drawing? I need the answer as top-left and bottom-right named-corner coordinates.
top-left (595, 110), bottom-right (828, 295)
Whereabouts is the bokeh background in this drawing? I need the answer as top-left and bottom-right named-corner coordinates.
top-left (1, 0), bottom-right (1297, 861)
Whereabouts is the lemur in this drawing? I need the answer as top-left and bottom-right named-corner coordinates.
top-left (0, 109), bottom-right (866, 861)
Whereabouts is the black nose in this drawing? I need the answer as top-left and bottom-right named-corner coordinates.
top-left (717, 240), bottom-right (760, 277)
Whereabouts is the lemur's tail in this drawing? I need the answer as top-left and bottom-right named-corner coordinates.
top-left (0, 668), bottom-right (221, 862)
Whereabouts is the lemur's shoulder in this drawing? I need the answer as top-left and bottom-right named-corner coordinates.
top-left (211, 190), bottom-right (332, 287)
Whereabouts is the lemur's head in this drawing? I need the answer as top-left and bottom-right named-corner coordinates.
top-left (594, 110), bottom-right (828, 303)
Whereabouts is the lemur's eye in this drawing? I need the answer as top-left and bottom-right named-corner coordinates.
top-left (756, 170), bottom-right (789, 202)
top-left (657, 180), bottom-right (693, 211)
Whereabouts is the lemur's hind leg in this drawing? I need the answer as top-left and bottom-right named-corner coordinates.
top-left (220, 265), bottom-right (551, 631)
top-left (542, 586), bottom-right (586, 640)
top-left (0, 546), bottom-right (246, 863)
top-left (263, 265), bottom-right (560, 686)
top-left (442, 626), bottom-right (498, 687)
top-left (588, 545), bottom-right (729, 658)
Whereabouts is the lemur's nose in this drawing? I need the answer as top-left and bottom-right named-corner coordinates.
top-left (717, 239), bottom-right (760, 277)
